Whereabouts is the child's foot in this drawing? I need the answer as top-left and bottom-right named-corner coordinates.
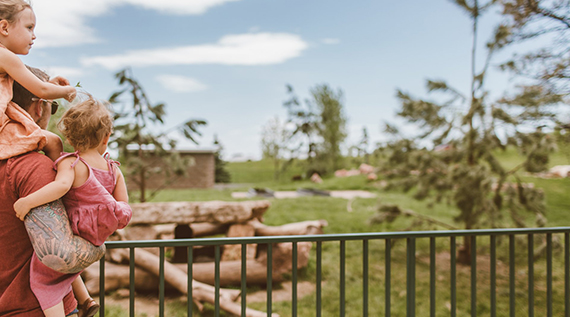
top-left (77, 298), bottom-right (99, 317)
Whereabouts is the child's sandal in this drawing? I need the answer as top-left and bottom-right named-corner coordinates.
top-left (77, 297), bottom-right (100, 317)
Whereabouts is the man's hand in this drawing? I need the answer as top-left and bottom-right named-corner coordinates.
top-left (24, 200), bottom-right (105, 274)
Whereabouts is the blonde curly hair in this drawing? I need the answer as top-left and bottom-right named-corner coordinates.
top-left (58, 98), bottom-right (113, 152)
top-left (0, 0), bottom-right (31, 23)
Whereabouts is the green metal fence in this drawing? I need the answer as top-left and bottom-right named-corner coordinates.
top-left (99, 227), bottom-right (570, 316)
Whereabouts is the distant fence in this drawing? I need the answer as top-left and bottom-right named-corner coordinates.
top-left (99, 227), bottom-right (570, 317)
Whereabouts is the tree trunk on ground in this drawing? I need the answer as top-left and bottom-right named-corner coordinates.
top-left (222, 223), bottom-right (257, 261)
top-left (102, 247), bottom-right (278, 317)
top-left (129, 200), bottom-right (271, 225)
top-left (249, 219), bottom-right (328, 235)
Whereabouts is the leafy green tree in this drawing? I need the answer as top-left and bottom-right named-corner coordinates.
top-left (284, 84), bottom-right (347, 176)
top-left (109, 68), bottom-right (206, 202)
top-left (213, 135), bottom-right (231, 183)
top-left (260, 116), bottom-right (294, 181)
top-left (312, 84), bottom-right (348, 172)
top-left (376, 0), bottom-right (559, 264)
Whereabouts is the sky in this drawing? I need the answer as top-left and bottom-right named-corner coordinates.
top-left (22, 0), bottom-right (518, 161)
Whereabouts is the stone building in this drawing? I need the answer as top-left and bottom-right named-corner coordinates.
top-left (125, 148), bottom-right (216, 189)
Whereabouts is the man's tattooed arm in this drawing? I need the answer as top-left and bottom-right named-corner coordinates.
top-left (24, 199), bottom-right (105, 274)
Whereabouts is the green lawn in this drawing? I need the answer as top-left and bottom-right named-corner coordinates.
top-left (107, 151), bottom-right (570, 316)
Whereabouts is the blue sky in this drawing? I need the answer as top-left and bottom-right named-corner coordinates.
top-left (22, 0), bottom-right (514, 161)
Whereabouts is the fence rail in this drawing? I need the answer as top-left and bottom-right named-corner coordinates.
top-left (98, 227), bottom-right (570, 316)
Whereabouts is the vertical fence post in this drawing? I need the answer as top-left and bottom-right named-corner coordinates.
top-left (188, 246), bottom-right (193, 317)
top-left (317, 241), bottom-right (322, 317)
top-left (450, 236), bottom-right (456, 317)
top-left (406, 238), bottom-right (416, 317)
top-left (528, 234), bottom-right (534, 317)
top-left (292, 242), bottom-right (298, 317)
top-left (241, 243), bottom-right (247, 317)
top-left (430, 237), bottom-right (435, 317)
top-left (509, 234), bottom-right (515, 317)
top-left (340, 240), bottom-right (346, 317)
top-left (215, 245), bottom-right (220, 317)
top-left (547, 233), bottom-right (552, 317)
top-left (267, 243), bottom-right (273, 317)
top-left (471, 236), bottom-right (476, 317)
top-left (490, 235), bottom-right (496, 317)
top-left (159, 247), bottom-right (165, 317)
top-left (363, 239), bottom-right (369, 317)
top-left (129, 247), bottom-right (135, 317)
top-left (99, 255), bottom-right (105, 317)
top-left (386, 239), bottom-right (391, 317)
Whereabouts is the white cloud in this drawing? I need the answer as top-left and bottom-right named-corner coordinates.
top-left (81, 33), bottom-right (309, 69)
top-left (321, 38), bottom-right (340, 45)
top-left (30, 0), bottom-right (241, 48)
top-left (156, 75), bottom-right (208, 93)
top-left (40, 66), bottom-right (84, 78)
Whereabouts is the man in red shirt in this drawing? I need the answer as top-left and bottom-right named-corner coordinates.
top-left (0, 67), bottom-right (104, 316)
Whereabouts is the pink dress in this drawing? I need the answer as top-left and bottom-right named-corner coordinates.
top-left (0, 44), bottom-right (46, 159)
top-left (30, 152), bottom-right (132, 310)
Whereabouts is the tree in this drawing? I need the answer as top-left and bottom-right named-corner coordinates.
top-left (260, 116), bottom-right (293, 181)
top-left (213, 135), bottom-right (231, 183)
top-left (283, 84), bottom-right (347, 176)
top-left (500, 0), bottom-right (570, 96)
top-left (376, 0), bottom-right (558, 264)
top-left (312, 84), bottom-right (348, 172)
top-left (109, 68), bottom-right (207, 202)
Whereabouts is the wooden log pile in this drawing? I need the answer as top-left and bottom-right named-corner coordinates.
top-left (82, 200), bottom-right (327, 316)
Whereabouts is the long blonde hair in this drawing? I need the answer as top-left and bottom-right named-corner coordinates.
top-left (0, 0), bottom-right (31, 23)
top-left (58, 98), bottom-right (114, 152)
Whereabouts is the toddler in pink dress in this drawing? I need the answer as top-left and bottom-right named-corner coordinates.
top-left (14, 98), bottom-right (132, 317)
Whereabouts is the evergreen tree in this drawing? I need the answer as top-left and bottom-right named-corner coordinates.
top-left (376, 0), bottom-right (558, 264)
top-left (109, 68), bottom-right (206, 202)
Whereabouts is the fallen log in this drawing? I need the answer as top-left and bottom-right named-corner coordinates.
top-left (107, 247), bottom-right (278, 317)
top-left (250, 219), bottom-right (328, 236)
top-left (87, 242), bottom-right (313, 289)
top-left (221, 223), bottom-right (257, 261)
top-left (129, 200), bottom-right (271, 225)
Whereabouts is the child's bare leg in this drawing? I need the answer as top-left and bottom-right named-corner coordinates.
top-left (42, 130), bottom-right (63, 161)
top-left (43, 301), bottom-right (65, 317)
top-left (73, 276), bottom-right (99, 317)
top-left (72, 276), bottom-right (90, 304)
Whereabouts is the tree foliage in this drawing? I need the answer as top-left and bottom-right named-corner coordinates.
top-left (376, 0), bottom-right (560, 264)
top-left (109, 68), bottom-right (207, 202)
top-left (283, 84), bottom-right (347, 176)
top-left (500, 0), bottom-right (570, 95)
top-left (260, 116), bottom-right (295, 181)
top-left (213, 135), bottom-right (231, 183)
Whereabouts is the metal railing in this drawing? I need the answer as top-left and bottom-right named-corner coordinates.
top-left (98, 227), bottom-right (570, 317)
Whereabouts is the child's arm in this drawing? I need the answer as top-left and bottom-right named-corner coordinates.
top-left (112, 166), bottom-right (129, 203)
top-left (0, 49), bottom-right (76, 101)
top-left (13, 158), bottom-right (75, 220)
top-left (42, 130), bottom-right (63, 162)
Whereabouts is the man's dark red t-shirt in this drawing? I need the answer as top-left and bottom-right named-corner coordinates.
top-left (0, 152), bottom-right (77, 316)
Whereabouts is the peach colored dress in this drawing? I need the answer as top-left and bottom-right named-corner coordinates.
top-left (0, 44), bottom-right (46, 159)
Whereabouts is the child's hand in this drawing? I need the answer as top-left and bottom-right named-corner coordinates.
top-left (49, 76), bottom-right (70, 86)
top-left (14, 198), bottom-right (31, 221)
top-left (65, 87), bottom-right (77, 102)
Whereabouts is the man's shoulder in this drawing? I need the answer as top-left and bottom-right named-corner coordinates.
top-left (6, 152), bottom-right (54, 180)
top-left (10, 152), bottom-right (53, 168)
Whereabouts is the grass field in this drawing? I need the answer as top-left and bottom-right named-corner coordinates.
top-left (103, 149), bottom-right (570, 316)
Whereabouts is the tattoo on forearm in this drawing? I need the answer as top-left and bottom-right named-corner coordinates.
top-left (24, 200), bottom-right (105, 274)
